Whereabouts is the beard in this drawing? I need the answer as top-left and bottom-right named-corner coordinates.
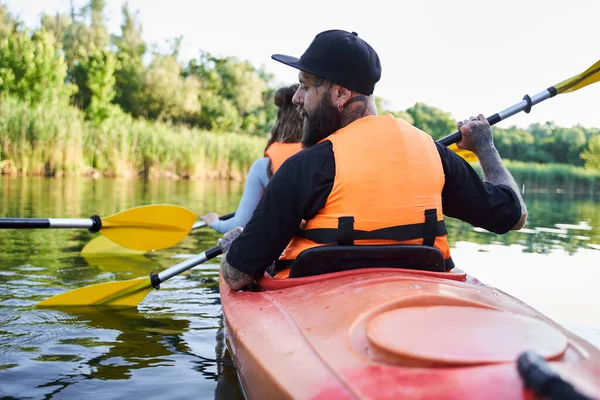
top-left (300, 95), bottom-right (341, 148)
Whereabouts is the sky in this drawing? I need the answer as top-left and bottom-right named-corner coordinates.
top-left (6, 0), bottom-right (600, 129)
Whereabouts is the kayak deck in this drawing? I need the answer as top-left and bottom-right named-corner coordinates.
top-left (220, 268), bottom-right (600, 399)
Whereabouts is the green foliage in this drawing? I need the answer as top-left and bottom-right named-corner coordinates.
top-left (112, 3), bottom-right (145, 116)
top-left (406, 102), bottom-right (456, 139)
top-left (40, 13), bottom-right (70, 46)
top-left (375, 96), bottom-right (414, 124)
top-left (0, 27), bottom-right (75, 104)
top-left (0, 96), bottom-right (85, 175)
top-left (470, 160), bottom-right (600, 192)
top-left (1, 1), bottom-right (600, 180)
top-left (492, 127), bottom-right (536, 161)
top-left (0, 4), bottom-right (20, 38)
top-left (141, 54), bottom-right (200, 121)
top-left (184, 52), bottom-right (272, 134)
top-left (581, 135), bottom-right (600, 170)
top-left (72, 49), bottom-right (117, 123)
top-left (0, 96), bottom-right (264, 178)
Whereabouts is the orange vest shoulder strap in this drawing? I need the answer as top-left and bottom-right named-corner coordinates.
top-left (265, 142), bottom-right (303, 174)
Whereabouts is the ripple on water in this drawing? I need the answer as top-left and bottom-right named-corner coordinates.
top-left (17, 265), bottom-right (46, 272)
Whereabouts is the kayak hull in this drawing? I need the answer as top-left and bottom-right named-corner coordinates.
top-left (220, 268), bottom-right (600, 399)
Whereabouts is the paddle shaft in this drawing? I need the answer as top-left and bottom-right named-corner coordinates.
top-left (191, 212), bottom-right (235, 230)
top-left (437, 87), bottom-right (556, 146)
top-left (0, 216), bottom-right (101, 231)
top-left (150, 245), bottom-right (223, 288)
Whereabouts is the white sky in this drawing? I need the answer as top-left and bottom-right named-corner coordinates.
top-left (7, 0), bottom-right (600, 129)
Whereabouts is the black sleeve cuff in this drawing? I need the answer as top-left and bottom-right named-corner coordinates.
top-left (488, 184), bottom-right (522, 234)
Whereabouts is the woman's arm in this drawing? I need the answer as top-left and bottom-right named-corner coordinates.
top-left (209, 157), bottom-right (270, 234)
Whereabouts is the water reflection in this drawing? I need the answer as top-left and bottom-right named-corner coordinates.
top-left (0, 176), bottom-right (598, 399)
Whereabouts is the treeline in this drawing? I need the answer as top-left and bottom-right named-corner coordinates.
top-left (380, 102), bottom-right (600, 170)
top-left (0, 1), bottom-right (599, 179)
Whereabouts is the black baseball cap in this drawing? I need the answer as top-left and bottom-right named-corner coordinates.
top-left (272, 30), bottom-right (381, 95)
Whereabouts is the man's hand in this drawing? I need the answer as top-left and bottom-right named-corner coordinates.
top-left (200, 212), bottom-right (219, 228)
top-left (218, 226), bottom-right (243, 253)
top-left (456, 114), bottom-right (494, 156)
top-left (218, 227), bottom-right (255, 290)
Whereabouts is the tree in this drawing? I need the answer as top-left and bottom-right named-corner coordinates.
top-left (0, 28), bottom-right (74, 104)
top-left (406, 102), bottom-right (455, 139)
top-left (0, 4), bottom-right (20, 39)
top-left (112, 3), bottom-right (146, 116)
top-left (581, 135), bottom-right (600, 170)
top-left (62, 0), bottom-right (108, 77)
top-left (375, 96), bottom-right (414, 124)
top-left (560, 127), bottom-right (587, 166)
top-left (73, 49), bottom-right (117, 123)
top-left (141, 54), bottom-right (200, 121)
top-left (40, 13), bottom-right (71, 46)
top-left (185, 52), bottom-right (270, 133)
top-left (493, 127), bottom-right (535, 161)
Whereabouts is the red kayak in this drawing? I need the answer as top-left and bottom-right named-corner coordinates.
top-left (220, 248), bottom-right (600, 399)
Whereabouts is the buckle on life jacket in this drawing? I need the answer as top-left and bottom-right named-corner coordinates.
top-left (423, 209), bottom-right (437, 247)
top-left (337, 216), bottom-right (355, 245)
top-left (296, 209), bottom-right (446, 247)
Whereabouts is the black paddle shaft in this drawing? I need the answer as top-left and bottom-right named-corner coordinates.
top-left (0, 216), bottom-right (102, 232)
top-left (0, 218), bottom-right (51, 228)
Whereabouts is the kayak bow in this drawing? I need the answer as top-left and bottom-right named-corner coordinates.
top-left (221, 268), bottom-right (600, 400)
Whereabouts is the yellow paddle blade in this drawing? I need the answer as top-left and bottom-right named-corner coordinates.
top-left (37, 277), bottom-right (153, 307)
top-left (449, 143), bottom-right (478, 162)
top-left (81, 235), bottom-right (145, 256)
top-left (100, 204), bottom-right (196, 251)
top-left (554, 60), bottom-right (600, 94)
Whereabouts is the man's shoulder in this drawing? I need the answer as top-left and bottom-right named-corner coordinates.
top-left (282, 140), bottom-right (333, 167)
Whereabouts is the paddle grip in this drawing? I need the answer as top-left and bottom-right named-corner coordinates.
top-left (219, 212), bottom-right (235, 221)
top-left (206, 246), bottom-right (224, 260)
top-left (0, 218), bottom-right (50, 229)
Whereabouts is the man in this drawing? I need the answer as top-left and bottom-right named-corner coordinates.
top-left (218, 29), bottom-right (527, 290)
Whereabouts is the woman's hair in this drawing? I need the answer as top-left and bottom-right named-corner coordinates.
top-left (264, 84), bottom-right (303, 152)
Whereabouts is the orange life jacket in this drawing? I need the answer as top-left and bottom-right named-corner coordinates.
top-left (277, 114), bottom-right (452, 275)
top-left (265, 142), bottom-right (303, 174)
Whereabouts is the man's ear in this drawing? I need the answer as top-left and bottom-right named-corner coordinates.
top-left (334, 86), bottom-right (352, 109)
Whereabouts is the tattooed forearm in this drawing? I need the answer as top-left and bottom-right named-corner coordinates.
top-left (220, 256), bottom-right (255, 290)
top-left (458, 115), bottom-right (527, 231)
top-left (217, 226), bottom-right (254, 289)
top-left (477, 147), bottom-right (528, 230)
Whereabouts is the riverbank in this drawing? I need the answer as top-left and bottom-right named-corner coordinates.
top-left (471, 160), bottom-right (600, 194)
top-left (0, 98), bottom-right (265, 180)
top-left (2, 98), bottom-right (600, 184)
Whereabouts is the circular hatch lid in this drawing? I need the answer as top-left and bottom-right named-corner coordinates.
top-left (366, 306), bottom-right (567, 366)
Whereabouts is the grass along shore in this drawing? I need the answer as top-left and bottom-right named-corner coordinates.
top-left (471, 160), bottom-right (600, 194)
top-left (2, 99), bottom-right (600, 187)
top-left (0, 98), bottom-right (265, 179)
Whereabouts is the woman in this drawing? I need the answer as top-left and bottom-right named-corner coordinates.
top-left (201, 84), bottom-right (303, 233)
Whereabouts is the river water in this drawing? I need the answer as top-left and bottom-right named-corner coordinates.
top-left (0, 176), bottom-right (599, 399)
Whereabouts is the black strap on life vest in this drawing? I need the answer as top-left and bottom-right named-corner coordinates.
top-left (296, 209), bottom-right (446, 247)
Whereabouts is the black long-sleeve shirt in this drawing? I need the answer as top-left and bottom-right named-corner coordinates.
top-left (226, 140), bottom-right (521, 277)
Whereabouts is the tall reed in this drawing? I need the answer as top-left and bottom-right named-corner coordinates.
top-left (470, 160), bottom-right (600, 193)
top-left (0, 98), bottom-right (265, 179)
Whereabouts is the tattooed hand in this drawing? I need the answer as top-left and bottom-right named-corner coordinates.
top-left (456, 114), bottom-right (494, 155)
top-left (218, 226), bottom-right (254, 290)
top-left (217, 226), bottom-right (243, 253)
